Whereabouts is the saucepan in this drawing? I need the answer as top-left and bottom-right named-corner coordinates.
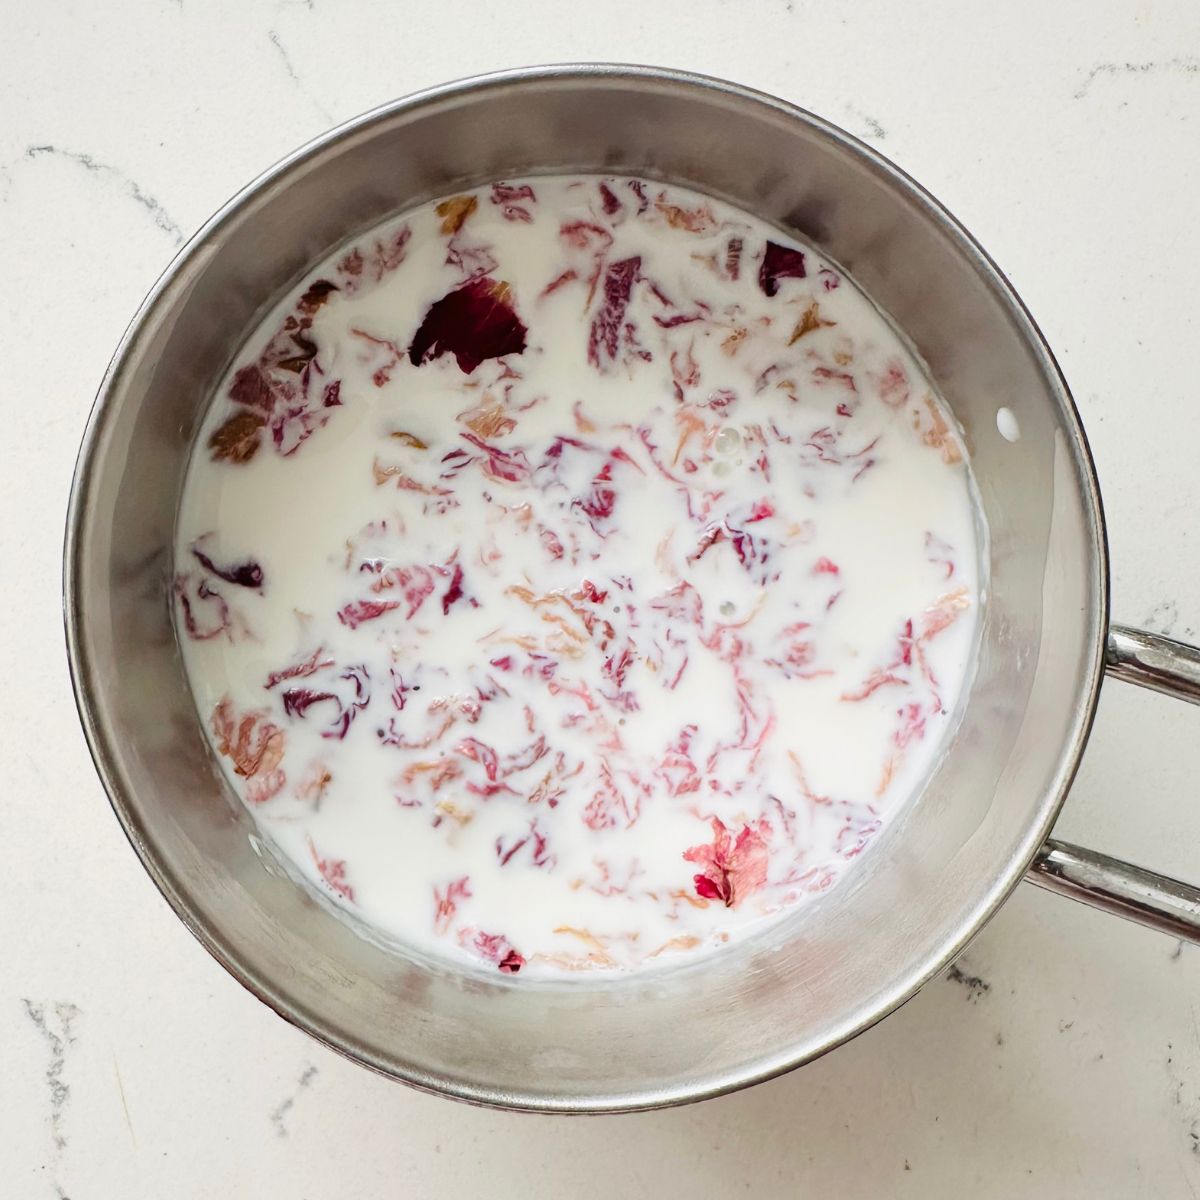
top-left (64, 64), bottom-right (1200, 1112)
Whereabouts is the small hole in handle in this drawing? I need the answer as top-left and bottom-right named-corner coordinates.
top-left (996, 407), bottom-right (1020, 442)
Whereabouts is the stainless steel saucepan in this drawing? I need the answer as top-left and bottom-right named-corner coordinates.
top-left (64, 64), bottom-right (1200, 1112)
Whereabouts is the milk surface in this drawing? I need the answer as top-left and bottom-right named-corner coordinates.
top-left (175, 176), bottom-right (982, 975)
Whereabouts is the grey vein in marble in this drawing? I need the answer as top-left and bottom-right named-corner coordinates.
top-left (945, 963), bottom-right (991, 1003)
top-left (22, 1000), bottom-right (81, 1151)
top-left (1163, 1039), bottom-right (1200, 1173)
top-left (268, 30), bottom-right (333, 122)
top-left (1074, 56), bottom-right (1200, 99)
top-left (845, 105), bottom-right (887, 140)
top-left (1144, 599), bottom-right (1181, 637)
top-left (24, 146), bottom-right (184, 244)
top-left (1142, 599), bottom-right (1195, 641)
top-left (113, 1055), bottom-right (136, 1146)
top-left (270, 1064), bottom-right (318, 1137)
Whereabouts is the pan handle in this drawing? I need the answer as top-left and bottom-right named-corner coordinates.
top-left (1103, 624), bottom-right (1200, 702)
top-left (1026, 624), bottom-right (1200, 942)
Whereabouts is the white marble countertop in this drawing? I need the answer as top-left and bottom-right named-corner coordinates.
top-left (5, 1), bottom-right (1200, 1195)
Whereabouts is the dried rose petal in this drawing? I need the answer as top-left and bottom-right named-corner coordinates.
top-left (582, 765), bottom-right (639, 830)
top-left (655, 197), bottom-right (716, 233)
top-left (296, 279), bottom-right (339, 314)
top-left (819, 265), bottom-right (841, 291)
top-left (924, 531), bottom-right (956, 580)
top-left (371, 563), bottom-right (436, 618)
top-left (271, 402), bottom-right (331, 457)
top-left (436, 194), bottom-right (478, 235)
top-left (497, 949), bottom-right (526, 974)
top-left (390, 430), bottom-right (429, 449)
top-left (841, 618), bottom-right (915, 700)
top-left (683, 817), bottom-right (771, 907)
top-left (725, 236), bottom-right (743, 280)
top-left (265, 647), bottom-right (334, 689)
top-left (434, 876), bottom-right (472, 935)
top-left (408, 277), bottom-right (528, 374)
top-left (587, 256), bottom-right (640, 369)
top-left (210, 267), bottom-right (347, 461)
top-left (495, 820), bottom-right (556, 870)
top-left (467, 930), bottom-right (526, 973)
top-left (460, 432), bottom-right (530, 482)
top-left (369, 226), bottom-right (412, 281)
top-left (191, 542), bottom-right (264, 589)
top-left (560, 220), bottom-right (612, 251)
top-left (174, 574), bottom-right (230, 640)
top-left (490, 181), bottom-right (536, 222)
top-left (308, 837), bottom-right (354, 902)
top-left (598, 181), bottom-right (621, 215)
top-left (912, 394), bottom-right (963, 463)
top-left (245, 769), bottom-right (286, 805)
top-left (441, 562), bottom-right (467, 614)
top-left (227, 364), bottom-right (274, 413)
top-left (445, 235), bottom-right (499, 279)
top-left (210, 698), bottom-right (285, 780)
top-left (283, 665), bottom-right (370, 740)
top-left (293, 761), bottom-right (333, 806)
top-left (541, 268), bottom-right (578, 298)
top-left (462, 402), bottom-right (516, 439)
top-left (572, 460), bottom-right (618, 530)
top-left (272, 331), bottom-right (318, 374)
top-left (280, 687), bottom-right (331, 717)
top-left (208, 409), bottom-right (265, 463)
top-left (788, 300), bottom-right (834, 344)
top-left (920, 588), bottom-right (970, 640)
top-left (758, 241), bottom-right (807, 297)
top-left (337, 598), bottom-right (401, 629)
top-left (873, 357), bottom-right (910, 409)
top-left (893, 702), bottom-right (927, 749)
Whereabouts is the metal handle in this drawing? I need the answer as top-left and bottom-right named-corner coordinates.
top-left (1026, 624), bottom-right (1200, 942)
top-left (1104, 624), bottom-right (1200, 703)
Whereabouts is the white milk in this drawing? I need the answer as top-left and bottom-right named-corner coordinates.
top-left (175, 176), bottom-right (983, 976)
